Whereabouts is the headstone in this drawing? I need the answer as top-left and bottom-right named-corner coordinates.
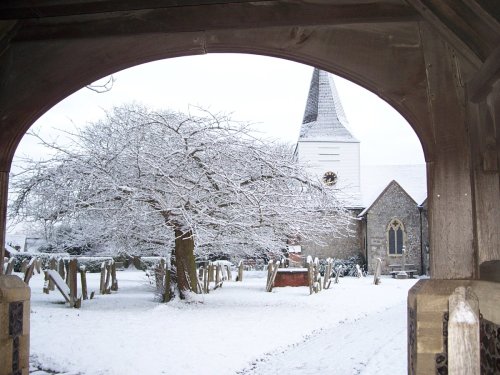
top-left (396, 246), bottom-right (408, 279)
top-left (111, 261), bottom-right (118, 291)
top-left (373, 258), bottom-right (382, 285)
top-left (23, 258), bottom-right (36, 284)
top-left (355, 264), bottom-right (363, 278)
top-left (44, 270), bottom-right (72, 305)
top-left (237, 260), bottom-right (243, 282)
top-left (5, 257), bottom-right (14, 275)
top-left (35, 258), bottom-right (41, 274)
top-left (323, 258), bottom-right (333, 289)
top-left (99, 261), bottom-right (107, 294)
top-left (203, 264), bottom-right (209, 294)
top-left (266, 261), bottom-right (280, 292)
top-left (68, 259), bottom-right (78, 306)
top-left (79, 266), bottom-right (88, 300)
top-left (58, 258), bottom-right (65, 280)
top-left (20, 259), bottom-right (29, 273)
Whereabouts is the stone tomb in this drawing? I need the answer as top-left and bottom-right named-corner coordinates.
top-left (273, 268), bottom-right (309, 287)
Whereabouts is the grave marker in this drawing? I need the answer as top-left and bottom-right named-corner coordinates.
top-left (373, 258), bottom-right (382, 285)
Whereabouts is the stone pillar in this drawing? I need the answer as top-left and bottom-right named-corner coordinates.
top-left (0, 275), bottom-right (30, 375)
top-left (408, 279), bottom-right (500, 374)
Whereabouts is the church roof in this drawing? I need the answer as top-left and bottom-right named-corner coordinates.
top-left (358, 164), bottom-right (427, 216)
top-left (299, 68), bottom-right (358, 143)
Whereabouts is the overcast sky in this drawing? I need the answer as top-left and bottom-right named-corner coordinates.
top-left (15, 53), bottom-right (425, 166)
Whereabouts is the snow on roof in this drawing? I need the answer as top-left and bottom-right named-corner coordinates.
top-left (299, 69), bottom-right (358, 143)
top-left (360, 164), bottom-right (427, 209)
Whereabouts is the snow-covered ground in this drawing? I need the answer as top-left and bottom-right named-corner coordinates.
top-left (25, 268), bottom-right (418, 375)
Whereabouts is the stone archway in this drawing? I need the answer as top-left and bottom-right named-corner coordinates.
top-left (1, 2), bottom-right (499, 374)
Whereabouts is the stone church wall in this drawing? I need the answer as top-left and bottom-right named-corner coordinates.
top-left (365, 182), bottom-right (422, 275)
top-left (300, 209), bottom-right (364, 262)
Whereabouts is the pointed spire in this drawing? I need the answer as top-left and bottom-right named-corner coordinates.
top-left (299, 68), bottom-right (358, 142)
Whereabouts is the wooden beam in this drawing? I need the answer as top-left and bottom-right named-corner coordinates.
top-left (468, 45), bottom-right (500, 102)
top-left (0, 0), bottom-right (269, 19)
top-left (406, 0), bottom-right (485, 67)
top-left (11, 2), bottom-right (419, 41)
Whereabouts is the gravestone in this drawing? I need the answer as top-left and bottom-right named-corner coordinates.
top-left (373, 258), bottom-right (382, 285)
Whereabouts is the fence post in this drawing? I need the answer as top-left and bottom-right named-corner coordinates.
top-left (448, 286), bottom-right (480, 375)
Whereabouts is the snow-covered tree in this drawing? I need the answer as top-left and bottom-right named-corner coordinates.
top-left (10, 104), bottom-right (352, 299)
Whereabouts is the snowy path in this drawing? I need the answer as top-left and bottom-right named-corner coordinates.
top-left (24, 270), bottom-right (416, 375)
top-left (239, 302), bottom-right (407, 375)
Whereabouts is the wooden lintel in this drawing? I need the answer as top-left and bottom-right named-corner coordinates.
top-left (468, 45), bottom-right (500, 102)
top-left (10, 2), bottom-right (420, 41)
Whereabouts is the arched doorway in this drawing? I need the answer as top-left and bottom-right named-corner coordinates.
top-left (1, 2), bottom-right (499, 374)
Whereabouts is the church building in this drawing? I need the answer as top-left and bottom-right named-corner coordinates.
top-left (294, 68), bottom-right (429, 275)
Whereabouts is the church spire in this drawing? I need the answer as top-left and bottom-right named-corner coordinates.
top-left (299, 68), bottom-right (358, 142)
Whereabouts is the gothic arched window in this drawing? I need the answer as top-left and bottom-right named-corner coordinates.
top-left (387, 219), bottom-right (405, 255)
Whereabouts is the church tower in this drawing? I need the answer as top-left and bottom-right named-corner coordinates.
top-left (296, 68), bottom-right (361, 206)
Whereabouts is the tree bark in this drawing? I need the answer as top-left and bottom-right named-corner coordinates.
top-left (173, 229), bottom-right (198, 299)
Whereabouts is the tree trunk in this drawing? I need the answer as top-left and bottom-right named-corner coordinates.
top-left (173, 229), bottom-right (198, 299)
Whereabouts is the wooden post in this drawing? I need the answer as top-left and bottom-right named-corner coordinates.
top-left (323, 258), bottom-right (332, 289)
top-left (208, 263), bottom-right (214, 283)
top-left (64, 260), bottom-right (70, 284)
top-left (225, 265), bottom-right (232, 281)
top-left (110, 260), bottom-right (118, 291)
top-left (58, 258), bottom-right (65, 280)
top-left (215, 264), bottom-right (220, 285)
top-left (104, 261), bottom-right (112, 293)
top-left (164, 262), bottom-right (171, 302)
top-left (43, 270), bottom-right (50, 294)
top-left (68, 259), bottom-right (78, 307)
top-left (203, 264), bottom-right (209, 293)
top-left (99, 261), bottom-right (106, 294)
top-left (48, 258), bottom-right (56, 290)
top-left (79, 266), bottom-right (88, 300)
top-left (448, 286), bottom-right (480, 375)
top-left (237, 260), bottom-right (243, 282)
top-left (307, 258), bottom-right (314, 295)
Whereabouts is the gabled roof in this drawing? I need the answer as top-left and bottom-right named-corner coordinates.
top-left (299, 68), bottom-right (358, 143)
top-left (360, 164), bottom-right (427, 208)
top-left (358, 179), bottom-right (419, 217)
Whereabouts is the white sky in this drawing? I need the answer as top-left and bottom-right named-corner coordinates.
top-left (15, 53), bottom-right (425, 166)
